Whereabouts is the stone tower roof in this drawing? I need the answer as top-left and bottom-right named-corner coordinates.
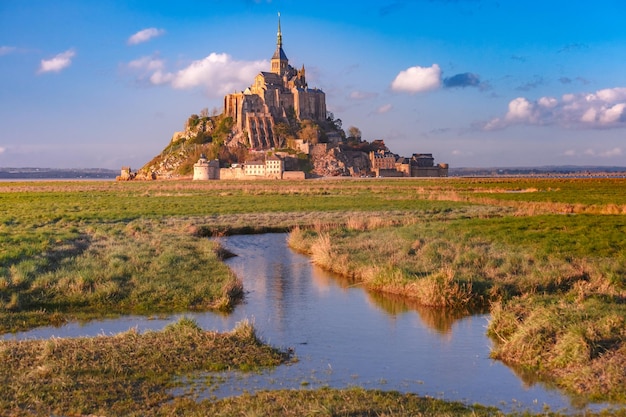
top-left (272, 46), bottom-right (288, 61)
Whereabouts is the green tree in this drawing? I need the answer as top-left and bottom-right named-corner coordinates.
top-left (273, 122), bottom-right (293, 145)
top-left (187, 114), bottom-right (200, 129)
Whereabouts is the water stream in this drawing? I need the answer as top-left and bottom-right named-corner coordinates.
top-left (5, 233), bottom-right (617, 413)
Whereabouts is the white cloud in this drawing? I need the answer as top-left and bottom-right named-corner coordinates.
top-left (377, 103), bottom-right (393, 114)
top-left (538, 96), bottom-right (558, 108)
top-left (0, 146), bottom-right (5, 154)
top-left (563, 147), bottom-right (622, 158)
top-left (349, 90), bottom-right (378, 100)
top-left (125, 55), bottom-right (167, 84)
top-left (128, 55), bottom-right (165, 72)
top-left (38, 49), bottom-right (75, 74)
top-left (0, 46), bottom-right (16, 56)
top-left (599, 147), bottom-right (623, 157)
top-left (483, 87), bottom-right (626, 130)
top-left (127, 28), bottom-right (165, 45)
top-left (391, 64), bottom-right (441, 93)
top-left (127, 52), bottom-right (267, 97)
top-left (505, 97), bottom-right (533, 121)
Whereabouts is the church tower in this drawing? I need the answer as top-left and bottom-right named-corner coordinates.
top-left (271, 13), bottom-right (288, 75)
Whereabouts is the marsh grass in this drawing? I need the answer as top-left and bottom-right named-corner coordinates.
top-left (160, 387), bottom-right (506, 417)
top-left (489, 297), bottom-right (626, 401)
top-left (147, 387), bottom-right (626, 417)
top-left (2, 178), bottom-right (626, 407)
top-left (287, 213), bottom-right (626, 400)
top-left (0, 318), bottom-right (291, 416)
top-left (0, 219), bottom-right (242, 333)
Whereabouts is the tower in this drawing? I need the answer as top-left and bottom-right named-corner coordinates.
top-left (271, 13), bottom-right (288, 75)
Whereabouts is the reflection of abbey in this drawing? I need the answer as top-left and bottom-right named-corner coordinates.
top-left (224, 16), bottom-right (326, 149)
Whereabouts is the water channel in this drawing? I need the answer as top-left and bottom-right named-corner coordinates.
top-left (5, 233), bottom-right (617, 413)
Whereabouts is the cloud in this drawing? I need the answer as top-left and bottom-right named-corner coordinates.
top-left (128, 55), bottom-right (165, 73)
top-left (127, 52), bottom-right (267, 97)
top-left (483, 87), bottom-right (626, 130)
top-left (0, 146), bottom-right (5, 154)
top-left (391, 64), bottom-right (441, 93)
top-left (128, 28), bottom-right (165, 45)
top-left (564, 147), bottom-right (623, 158)
top-left (600, 147), bottom-right (623, 157)
top-left (560, 76), bottom-right (590, 86)
top-left (515, 75), bottom-right (545, 92)
top-left (443, 72), bottom-right (481, 88)
top-left (0, 46), bottom-right (16, 56)
top-left (349, 90), bottom-right (378, 100)
top-left (38, 49), bottom-right (75, 74)
top-left (377, 103), bottom-right (393, 114)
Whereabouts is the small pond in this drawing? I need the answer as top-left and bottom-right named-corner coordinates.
top-left (5, 233), bottom-right (617, 413)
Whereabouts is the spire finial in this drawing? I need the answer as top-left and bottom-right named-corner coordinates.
top-left (277, 12), bottom-right (282, 48)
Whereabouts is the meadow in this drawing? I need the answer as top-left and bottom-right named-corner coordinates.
top-left (0, 177), bottom-right (625, 415)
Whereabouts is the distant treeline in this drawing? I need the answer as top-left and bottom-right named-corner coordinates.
top-left (450, 166), bottom-right (626, 177)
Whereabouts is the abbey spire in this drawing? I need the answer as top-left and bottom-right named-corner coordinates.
top-left (224, 14), bottom-right (326, 149)
top-left (271, 12), bottom-right (288, 75)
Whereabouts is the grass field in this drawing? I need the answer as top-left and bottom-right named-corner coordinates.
top-left (1, 178), bottom-right (625, 414)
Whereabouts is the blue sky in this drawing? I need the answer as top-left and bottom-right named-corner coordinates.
top-left (1, 0), bottom-right (626, 169)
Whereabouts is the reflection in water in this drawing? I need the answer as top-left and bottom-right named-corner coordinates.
top-left (4, 233), bottom-right (617, 414)
top-left (204, 234), bottom-right (613, 413)
top-left (365, 291), bottom-right (471, 334)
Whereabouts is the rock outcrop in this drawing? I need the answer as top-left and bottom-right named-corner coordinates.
top-left (309, 145), bottom-right (371, 177)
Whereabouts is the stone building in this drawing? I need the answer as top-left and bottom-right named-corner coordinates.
top-left (372, 152), bottom-right (448, 177)
top-left (224, 15), bottom-right (327, 149)
top-left (369, 150), bottom-right (396, 171)
top-left (193, 154), bottom-right (220, 180)
top-left (241, 155), bottom-right (285, 179)
top-left (265, 155), bottom-right (284, 179)
top-left (119, 166), bottom-right (133, 180)
top-left (409, 153), bottom-right (448, 177)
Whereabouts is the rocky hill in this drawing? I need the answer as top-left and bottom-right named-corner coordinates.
top-left (137, 110), bottom-right (378, 179)
top-left (137, 112), bottom-right (240, 179)
top-left (309, 145), bottom-right (371, 177)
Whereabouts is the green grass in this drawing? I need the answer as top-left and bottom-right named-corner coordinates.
top-left (0, 318), bottom-right (291, 416)
top-left (0, 219), bottom-right (242, 333)
top-left (1, 178), bottom-right (625, 410)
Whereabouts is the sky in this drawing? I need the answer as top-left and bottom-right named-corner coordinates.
top-left (1, 0), bottom-right (626, 169)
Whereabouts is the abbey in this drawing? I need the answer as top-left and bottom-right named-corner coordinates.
top-left (224, 16), bottom-right (327, 149)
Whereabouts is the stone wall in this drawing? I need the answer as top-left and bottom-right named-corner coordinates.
top-left (283, 171), bottom-right (306, 180)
